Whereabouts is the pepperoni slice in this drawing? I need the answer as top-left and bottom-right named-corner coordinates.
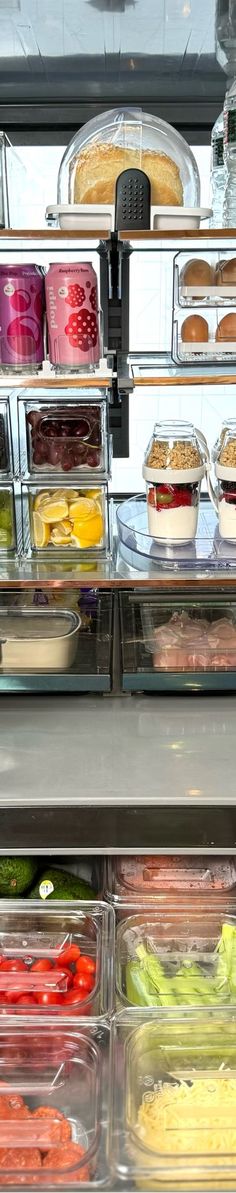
top-left (0, 1147), bottom-right (41, 1184)
top-left (42, 1142), bottom-right (90, 1182)
top-left (32, 1106), bottom-right (71, 1143)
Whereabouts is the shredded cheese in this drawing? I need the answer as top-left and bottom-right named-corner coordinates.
top-left (137, 1076), bottom-right (236, 1156)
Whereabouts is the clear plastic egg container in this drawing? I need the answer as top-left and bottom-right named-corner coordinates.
top-left (21, 481), bottom-right (109, 558)
top-left (172, 308), bottom-right (236, 363)
top-left (174, 250), bottom-right (236, 307)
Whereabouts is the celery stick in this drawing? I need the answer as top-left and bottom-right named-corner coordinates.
top-left (126, 961), bottom-right (161, 1006)
top-left (135, 944), bottom-right (176, 1006)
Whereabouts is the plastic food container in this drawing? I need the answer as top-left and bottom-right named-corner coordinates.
top-left (0, 485), bottom-right (16, 553)
top-left (0, 608), bottom-right (80, 672)
top-left (142, 421), bottom-right (208, 545)
top-left (105, 856), bottom-right (236, 909)
top-left (0, 398), bottom-right (12, 475)
top-left (208, 428), bottom-right (236, 542)
top-left (116, 909), bottom-right (236, 1009)
top-left (141, 598), bottom-right (236, 673)
top-left (0, 901), bottom-right (114, 1019)
top-left (21, 482), bottom-right (108, 557)
top-left (0, 1021), bottom-right (109, 1188)
top-left (57, 107), bottom-right (200, 211)
top-left (174, 251), bottom-right (236, 306)
top-left (110, 1007), bottom-right (236, 1190)
top-left (18, 394), bottom-right (108, 477)
top-left (172, 308), bottom-right (236, 363)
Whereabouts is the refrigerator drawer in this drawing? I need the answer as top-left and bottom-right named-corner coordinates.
top-left (119, 591), bottom-right (236, 692)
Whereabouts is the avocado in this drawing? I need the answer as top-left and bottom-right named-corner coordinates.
top-left (0, 857), bottom-right (38, 897)
top-left (28, 866), bottom-right (96, 901)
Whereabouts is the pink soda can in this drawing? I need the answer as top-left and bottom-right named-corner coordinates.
top-left (0, 264), bottom-right (44, 372)
top-left (45, 262), bottom-right (100, 373)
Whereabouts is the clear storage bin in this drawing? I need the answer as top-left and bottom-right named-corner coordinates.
top-left (172, 309), bottom-right (236, 363)
top-left (58, 107), bottom-right (200, 210)
top-left (0, 900), bottom-right (114, 1019)
top-left (0, 484), bottom-right (16, 554)
top-left (105, 856), bottom-right (236, 910)
top-left (18, 394), bottom-right (109, 478)
top-left (141, 596), bottom-right (236, 673)
top-left (142, 421), bottom-right (207, 545)
top-left (174, 251), bottom-right (236, 306)
top-left (0, 398), bottom-right (12, 475)
top-left (0, 1020), bottom-right (109, 1187)
top-left (208, 428), bottom-right (236, 542)
top-left (110, 1007), bottom-right (236, 1190)
top-left (0, 608), bottom-right (81, 673)
top-left (116, 908), bottom-right (236, 1009)
top-left (21, 481), bottom-right (109, 557)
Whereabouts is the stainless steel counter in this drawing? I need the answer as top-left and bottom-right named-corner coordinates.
top-left (0, 693), bottom-right (236, 852)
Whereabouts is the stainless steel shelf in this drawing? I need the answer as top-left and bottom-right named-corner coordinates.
top-left (0, 693), bottom-right (236, 851)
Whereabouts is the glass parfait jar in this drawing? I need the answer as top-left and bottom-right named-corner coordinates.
top-left (143, 421), bottom-right (208, 544)
top-left (209, 427), bottom-right (236, 541)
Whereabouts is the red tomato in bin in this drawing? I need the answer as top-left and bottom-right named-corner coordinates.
top-left (60, 944), bottom-right (80, 966)
top-left (36, 991), bottom-right (63, 1007)
top-left (31, 959), bottom-right (54, 973)
top-left (73, 973), bottom-right (93, 995)
top-left (75, 955), bottom-right (96, 976)
top-left (0, 960), bottom-right (26, 973)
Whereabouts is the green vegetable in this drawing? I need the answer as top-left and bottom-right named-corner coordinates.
top-left (0, 857), bottom-right (38, 897)
top-left (125, 922), bottom-right (236, 1009)
top-left (28, 866), bottom-right (95, 901)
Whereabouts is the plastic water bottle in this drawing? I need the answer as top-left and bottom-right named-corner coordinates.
top-left (210, 110), bottom-right (225, 227)
top-left (223, 79), bottom-right (236, 225)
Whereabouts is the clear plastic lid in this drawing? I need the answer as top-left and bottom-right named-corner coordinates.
top-left (143, 420), bottom-right (208, 483)
top-left (212, 419), bottom-right (236, 462)
top-left (217, 427), bottom-right (236, 470)
top-left (58, 107), bottom-right (200, 209)
top-left (109, 856), bottom-right (236, 897)
top-left (116, 909), bottom-right (236, 1009)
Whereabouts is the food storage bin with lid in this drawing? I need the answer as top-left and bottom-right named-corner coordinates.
top-left (0, 608), bottom-right (80, 672)
top-left (110, 1007), bottom-right (236, 1190)
top-left (0, 1019), bottom-right (109, 1187)
top-left (174, 251), bottom-right (236, 307)
top-left (116, 908), bottom-right (236, 1009)
top-left (105, 856), bottom-right (236, 910)
top-left (57, 107), bottom-right (201, 225)
top-left (17, 393), bottom-right (109, 478)
top-left (173, 308), bottom-right (236, 363)
top-left (208, 428), bottom-right (236, 542)
top-left (142, 421), bottom-right (208, 544)
top-left (0, 484), bottom-right (16, 554)
top-left (0, 900), bottom-right (114, 1019)
top-left (21, 481), bottom-right (109, 557)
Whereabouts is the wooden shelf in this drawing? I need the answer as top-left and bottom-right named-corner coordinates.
top-left (0, 228), bottom-right (109, 240)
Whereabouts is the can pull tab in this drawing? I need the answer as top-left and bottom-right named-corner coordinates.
top-left (115, 168), bottom-right (151, 231)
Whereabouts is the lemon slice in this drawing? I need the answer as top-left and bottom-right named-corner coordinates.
top-left (50, 526), bottom-right (71, 546)
top-left (72, 512), bottom-right (103, 547)
top-left (39, 499), bottom-right (69, 524)
top-left (57, 519), bottom-right (73, 536)
top-left (69, 497), bottom-right (95, 521)
top-left (34, 491), bottom-right (50, 511)
top-left (52, 489), bottom-right (79, 504)
top-left (33, 513), bottom-right (50, 549)
top-left (83, 488), bottom-right (101, 500)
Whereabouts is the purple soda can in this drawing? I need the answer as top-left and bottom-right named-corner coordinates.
top-left (0, 264), bottom-right (45, 372)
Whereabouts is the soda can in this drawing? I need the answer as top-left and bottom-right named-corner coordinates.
top-left (0, 264), bottom-right (44, 372)
top-left (45, 262), bottom-right (100, 372)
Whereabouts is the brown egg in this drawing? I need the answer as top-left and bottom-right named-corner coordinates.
top-left (216, 313), bottom-right (236, 341)
top-left (216, 258), bottom-right (236, 284)
top-left (181, 258), bottom-right (214, 288)
top-left (181, 315), bottom-right (209, 343)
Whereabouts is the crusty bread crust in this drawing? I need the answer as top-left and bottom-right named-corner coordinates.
top-left (73, 141), bottom-right (183, 206)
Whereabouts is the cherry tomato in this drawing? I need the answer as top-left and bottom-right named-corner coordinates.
top-left (31, 959), bottom-right (54, 973)
top-left (59, 966), bottom-right (73, 990)
top-left (60, 944), bottom-right (80, 966)
top-left (17, 995), bottom-right (37, 1006)
top-left (75, 955), bottom-right (96, 976)
top-left (4, 990), bottom-right (23, 1005)
top-left (64, 989), bottom-right (85, 1005)
top-left (0, 956), bottom-right (5, 968)
top-left (73, 973), bottom-right (93, 994)
top-left (0, 959), bottom-right (26, 972)
top-left (36, 991), bottom-right (63, 1006)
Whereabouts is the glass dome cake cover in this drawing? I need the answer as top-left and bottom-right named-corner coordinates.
top-left (58, 107), bottom-right (200, 209)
